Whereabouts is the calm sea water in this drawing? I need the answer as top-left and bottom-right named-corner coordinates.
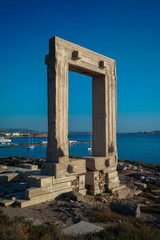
top-left (0, 134), bottom-right (160, 165)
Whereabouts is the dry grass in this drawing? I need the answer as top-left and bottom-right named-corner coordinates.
top-left (0, 208), bottom-right (160, 240)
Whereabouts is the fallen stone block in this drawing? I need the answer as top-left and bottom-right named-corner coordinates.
top-left (63, 190), bottom-right (84, 202)
top-left (18, 164), bottom-right (38, 170)
top-left (134, 182), bottom-right (147, 188)
top-left (0, 165), bottom-right (7, 170)
top-left (62, 221), bottom-right (103, 237)
top-left (152, 190), bottom-right (160, 194)
top-left (0, 173), bottom-right (19, 183)
top-left (110, 201), bottom-right (141, 217)
top-left (117, 187), bottom-right (130, 199)
top-left (146, 177), bottom-right (156, 184)
top-left (134, 190), bottom-right (142, 196)
top-left (0, 199), bottom-right (15, 206)
top-left (117, 164), bottom-right (127, 171)
top-left (132, 165), bottom-right (138, 171)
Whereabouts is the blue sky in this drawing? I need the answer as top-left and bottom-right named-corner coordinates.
top-left (0, 0), bottom-right (160, 132)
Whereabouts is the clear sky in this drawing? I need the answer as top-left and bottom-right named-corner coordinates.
top-left (0, 0), bottom-right (160, 133)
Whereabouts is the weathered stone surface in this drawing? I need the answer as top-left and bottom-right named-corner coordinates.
top-left (106, 181), bottom-right (120, 189)
top-left (84, 156), bottom-right (116, 171)
top-left (105, 171), bottom-right (118, 178)
top-left (41, 159), bottom-right (86, 178)
top-left (62, 221), bottom-right (103, 237)
top-left (106, 176), bottom-right (119, 184)
top-left (25, 181), bottom-right (71, 199)
top-left (17, 187), bottom-right (72, 208)
top-left (79, 175), bottom-right (85, 190)
top-left (110, 201), bottom-right (141, 217)
top-left (85, 171), bottom-right (99, 186)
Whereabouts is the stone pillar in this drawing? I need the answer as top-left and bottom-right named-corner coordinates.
top-left (112, 75), bottom-right (117, 158)
top-left (92, 74), bottom-right (108, 157)
top-left (46, 40), bottom-right (69, 164)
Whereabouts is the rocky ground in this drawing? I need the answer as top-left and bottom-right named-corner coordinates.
top-left (0, 161), bottom-right (160, 230)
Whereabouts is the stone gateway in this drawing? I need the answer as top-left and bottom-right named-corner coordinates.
top-left (43, 36), bottom-right (120, 195)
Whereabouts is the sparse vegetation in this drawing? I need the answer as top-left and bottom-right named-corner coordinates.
top-left (141, 205), bottom-right (160, 214)
top-left (79, 223), bottom-right (160, 240)
top-left (0, 208), bottom-right (160, 240)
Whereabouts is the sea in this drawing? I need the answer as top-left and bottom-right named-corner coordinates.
top-left (0, 134), bottom-right (160, 165)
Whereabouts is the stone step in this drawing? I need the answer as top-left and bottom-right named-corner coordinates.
top-left (17, 164), bottom-right (38, 170)
top-left (26, 175), bottom-right (53, 187)
top-left (4, 191), bottom-right (25, 199)
top-left (0, 182), bottom-right (27, 194)
top-left (25, 181), bottom-right (72, 199)
top-left (0, 173), bottom-right (19, 184)
top-left (17, 187), bottom-right (72, 208)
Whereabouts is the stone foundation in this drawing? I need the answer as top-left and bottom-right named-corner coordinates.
top-left (85, 156), bottom-right (120, 195)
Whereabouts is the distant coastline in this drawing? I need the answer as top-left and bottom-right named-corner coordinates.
top-left (0, 128), bottom-right (160, 136)
top-left (118, 130), bottom-right (160, 135)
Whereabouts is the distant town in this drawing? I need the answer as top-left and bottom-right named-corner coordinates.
top-left (0, 128), bottom-right (160, 139)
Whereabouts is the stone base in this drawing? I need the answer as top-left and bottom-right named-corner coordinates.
top-left (41, 158), bottom-right (86, 178)
top-left (84, 156), bottom-right (116, 171)
top-left (85, 155), bottom-right (120, 195)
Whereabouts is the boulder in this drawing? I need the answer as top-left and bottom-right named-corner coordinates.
top-left (117, 164), bottom-right (127, 171)
top-left (110, 201), bottom-right (141, 217)
top-left (63, 191), bottom-right (84, 202)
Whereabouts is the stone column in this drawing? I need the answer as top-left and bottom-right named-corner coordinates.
top-left (92, 74), bottom-right (108, 157)
top-left (112, 75), bottom-right (117, 157)
top-left (45, 44), bottom-right (69, 163)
